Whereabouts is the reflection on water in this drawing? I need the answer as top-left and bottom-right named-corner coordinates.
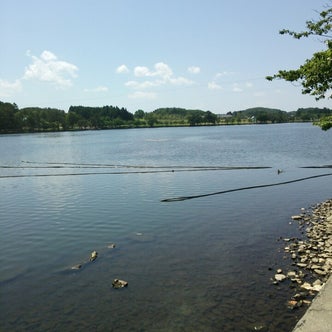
top-left (0, 124), bottom-right (332, 331)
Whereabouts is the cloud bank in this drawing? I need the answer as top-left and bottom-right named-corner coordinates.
top-left (24, 50), bottom-right (78, 88)
top-left (118, 62), bottom-right (196, 99)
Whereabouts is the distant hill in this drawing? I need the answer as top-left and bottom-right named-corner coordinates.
top-left (153, 107), bottom-right (205, 117)
top-left (152, 107), bottom-right (217, 126)
top-left (233, 107), bottom-right (289, 123)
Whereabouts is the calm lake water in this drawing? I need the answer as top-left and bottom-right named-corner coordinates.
top-left (1, 123), bottom-right (332, 331)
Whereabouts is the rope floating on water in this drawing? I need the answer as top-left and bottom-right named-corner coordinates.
top-left (161, 173), bottom-right (332, 202)
top-left (19, 161), bottom-right (271, 170)
top-left (0, 162), bottom-right (271, 179)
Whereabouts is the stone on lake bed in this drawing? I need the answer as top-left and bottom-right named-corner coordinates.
top-left (312, 284), bottom-right (323, 292)
top-left (314, 269), bottom-right (327, 276)
top-left (292, 215), bottom-right (303, 220)
top-left (71, 264), bottom-right (82, 270)
top-left (288, 300), bottom-right (301, 309)
top-left (310, 264), bottom-right (322, 270)
top-left (301, 282), bottom-right (312, 291)
top-left (313, 279), bottom-right (322, 286)
top-left (287, 271), bottom-right (297, 278)
top-left (112, 279), bottom-right (128, 289)
top-left (90, 251), bottom-right (98, 261)
top-left (274, 273), bottom-right (287, 282)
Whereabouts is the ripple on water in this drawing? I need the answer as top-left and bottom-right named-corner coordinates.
top-left (1, 125), bottom-right (332, 331)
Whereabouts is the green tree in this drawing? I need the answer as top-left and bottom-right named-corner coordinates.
top-left (187, 112), bottom-right (202, 126)
top-left (0, 101), bottom-right (19, 131)
top-left (267, 6), bottom-right (332, 99)
top-left (134, 109), bottom-right (145, 119)
top-left (204, 111), bottom-right (218, 124)
top-left (266, 5), bottom-right (332, 130)
top-left (145, 113), bottom-right (157, 127)
top-left (315, 115), bottom-right (332, 130)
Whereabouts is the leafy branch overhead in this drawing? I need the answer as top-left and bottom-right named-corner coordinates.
top-left (266, 6), bottom-right (332, 101)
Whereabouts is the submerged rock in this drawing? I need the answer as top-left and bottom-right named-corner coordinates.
top-left (71, 264), bottom-right (82, 270)
top-left (90, 251), bottom-right (98, 262)
top-left (112, 279), bottom-right (128, 289)
top-left (287, 300), bottom-right (302, 310)
top-left (274, 273), bottom-right (287, 282)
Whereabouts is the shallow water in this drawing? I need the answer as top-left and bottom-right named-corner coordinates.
top-left (1, 124), bottom-right (332, 331)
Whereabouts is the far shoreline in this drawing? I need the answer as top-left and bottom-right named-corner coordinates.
top-left (0, 120), bottom-right (315, 135)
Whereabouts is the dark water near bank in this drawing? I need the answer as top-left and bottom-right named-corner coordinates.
top-left (1, 123), bottom-right (332, 331)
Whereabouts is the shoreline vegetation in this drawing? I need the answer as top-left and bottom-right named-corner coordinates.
top-left (1, 101), bottom-right (332, 134)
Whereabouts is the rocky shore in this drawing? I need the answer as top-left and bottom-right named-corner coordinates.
top-left (273, 198), bottom-right (332, 310)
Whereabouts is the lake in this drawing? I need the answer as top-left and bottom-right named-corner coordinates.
top-left (1, 123), bottom-right (332, 331)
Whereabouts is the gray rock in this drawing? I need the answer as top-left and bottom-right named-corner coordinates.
top-left (112, 279), bottom-right (128, 289)
top-left (292, 215), bottom-right (303, 220)
top-left (90, 251), bottom-right (98, 261)
top-left (275, 273), bottom-right (287, 282)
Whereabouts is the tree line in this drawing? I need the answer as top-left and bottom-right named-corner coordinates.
top-left (1, 101), bottom-right (332, 133)
top-left (229, 107), bottom-right (332, 124)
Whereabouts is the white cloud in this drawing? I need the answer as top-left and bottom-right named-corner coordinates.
top-left (245, 82), bottom-right (253, 88)
top-left (116, 64), bottom-right (129, 74)
top-left (188, 66), bottom-right (200, 74)
top-left (0, 79), bottom-right (22, 97)
top-left (208, 81), bottom-right (222, 90)
top-left (125, 80), bottom-right (139, 88)
top-left (40, 50), bottom-right (57, 61)
top-left (169, 76), bottom-right (194, 85)
top-left (133, 62), bottom-right (173, 79)
top-left (130, 62), bottom-right (193, 87)
top-left (232, 83), bottom-right (243, 92)
top-left (84, 86), bottom-right (109, 92)
top-left (23, 50), bottom-right (78, 88)
top-left (153, 62), bottom-right (173, 79)
top-left (128, 91), bottom-right (157, 99)
top-left (125, 80), bottom-right (161, 89)
top-left (124, 62), bottom-right (196, 100)
top-left (215, 71), bottom-right (234, 78)
top-left (134, 66), bottom-right (151, 77)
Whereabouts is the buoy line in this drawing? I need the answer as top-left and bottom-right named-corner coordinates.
top-left (161, 173), bottom-right (332, 202)
top-left (0, 162), bottom-right (271, 179)
top-left (19, 160), bottom-right (271, 170)
top-left (0, 166), bottom-right (269, 179)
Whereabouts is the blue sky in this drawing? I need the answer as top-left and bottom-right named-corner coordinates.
top-left (1, 0), bottom-right (331, 113)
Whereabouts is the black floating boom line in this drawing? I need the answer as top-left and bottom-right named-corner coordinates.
top-left (161, 173), bottom-right (332, 202)
top-left (0, 170), bottom-right (174, 178)
top-left (20, 161), bottom-right (271, 170)
top-left (300, 165), bottom-right (332, 169)
top-left (0, 166), bottom-right (271, 179)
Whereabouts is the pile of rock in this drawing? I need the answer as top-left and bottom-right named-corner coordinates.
top-left (273, 199), bottom-right (332, 309)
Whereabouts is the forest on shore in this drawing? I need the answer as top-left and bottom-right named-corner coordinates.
top-left (1, 101), bottom-right (332, 133)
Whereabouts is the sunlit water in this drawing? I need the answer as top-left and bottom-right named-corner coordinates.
top-left (1, 124), bottom-right (332, 331)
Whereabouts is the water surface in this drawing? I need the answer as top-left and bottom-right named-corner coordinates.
top-left (1, 124), bottom-right (332, 331)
